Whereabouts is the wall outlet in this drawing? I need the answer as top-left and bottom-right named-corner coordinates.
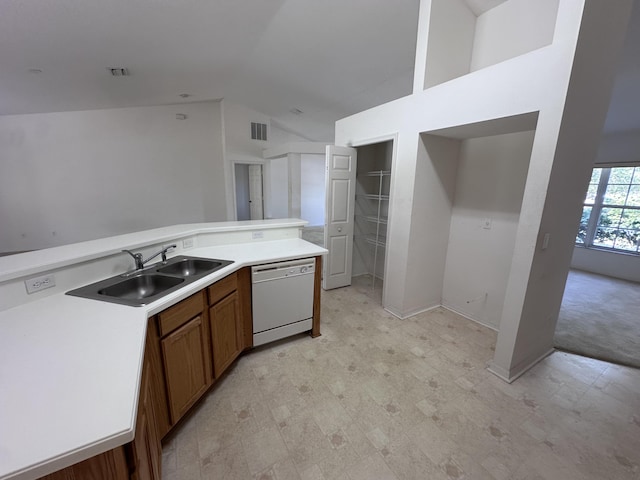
top-left (252, 231), bottom-right (264, 240)
top-left (182, 237), bottom-right (194, 249)
top-left (482, 218), bottom-right (492, 230)
top-left (25, 273), bottom-right (56, 294)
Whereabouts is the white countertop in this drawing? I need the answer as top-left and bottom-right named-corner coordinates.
top-left (0, 237), bottom-right (326, 480)
top-left (0, 219), bottom-right (309, 283)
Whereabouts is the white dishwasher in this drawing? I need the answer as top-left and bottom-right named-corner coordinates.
top-left (251, 258), bottom-right (315, 346)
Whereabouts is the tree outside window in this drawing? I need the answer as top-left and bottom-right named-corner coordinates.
top-left (576, 166), bottom-right (640, 254)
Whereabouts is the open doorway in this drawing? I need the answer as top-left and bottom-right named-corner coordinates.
top-left (554, 165), bottom-right (640, 368)
top-left (351, 140), bottom-right (393, 303)
top-left (234, 163), bottom-right (264, 220)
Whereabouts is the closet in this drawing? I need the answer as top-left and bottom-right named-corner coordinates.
top-left (352, 141), bottom-right (393, 299)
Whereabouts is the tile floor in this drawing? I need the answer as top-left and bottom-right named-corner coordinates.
top-left (161, 279), bottom-right (640, 480)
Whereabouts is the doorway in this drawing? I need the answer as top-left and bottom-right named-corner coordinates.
top-left (351, 141), bottom-right (393, 303)
top-left (234, 163), bottom-right (264, 221)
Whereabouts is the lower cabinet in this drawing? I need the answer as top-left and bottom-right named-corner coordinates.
top-left (39, 265), bottom-right (297, 480)
top-left (39, 447), bottom-right (129, 480)
top-left (128, 355), bottom-right (161, 480)
top-left (210, 290), bottom-right (241, 378)
top-left (155, 291), bottom-right (211, 425)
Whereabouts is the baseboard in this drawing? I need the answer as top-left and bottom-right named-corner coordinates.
top-left (487, 348), bottom-right (555, 383)
top-left (384, 302), bottom-right (440, 320)
top-left (440, 302), bottom-right (499, 332)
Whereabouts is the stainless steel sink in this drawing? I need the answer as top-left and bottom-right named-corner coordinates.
top-left (67, 255), bottom-right (233, 306)
top-left (157, 258), bottom-right (225, 277)
top-left (98, 274), bottom-right (184, 301)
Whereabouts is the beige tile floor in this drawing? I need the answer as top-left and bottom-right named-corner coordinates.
top-left (162, 279), bottom-right (640, 480)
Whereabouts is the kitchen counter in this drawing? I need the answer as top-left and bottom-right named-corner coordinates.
top-left (0, 231), bottom-right (326, 480)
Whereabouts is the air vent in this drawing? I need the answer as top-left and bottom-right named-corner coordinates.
top-left (108, 68), bottom-right (131, 77)
top-left (251, 122), bottom-right (267, 141)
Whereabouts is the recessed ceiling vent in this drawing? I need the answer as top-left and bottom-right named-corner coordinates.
top-left (251, 122), bottom-right (267, 141)
top-left (108, 68), bottom-right (131, 77)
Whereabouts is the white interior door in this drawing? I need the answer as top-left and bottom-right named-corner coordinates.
top-left (248, 164), bottom-right (264, 220)
top-left (323, 145), bottom-right (357, 290)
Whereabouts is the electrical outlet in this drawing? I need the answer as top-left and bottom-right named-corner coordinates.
top-left (482, 218), bottom-right (492, 230)
top-left (25, 273), bottom-right (56, 294)
top-left (252, 231), bottom-right (264, 240)
top-left (182, 237), bottom-right (194, 249)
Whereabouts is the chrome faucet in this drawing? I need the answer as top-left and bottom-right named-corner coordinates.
top-left (122, 244), bottom-right (177, 271)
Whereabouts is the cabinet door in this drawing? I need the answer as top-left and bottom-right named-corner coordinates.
top-left (209, 292), bottom-right (241, 378)
top-left (161, 315), bottom-right (209, 423)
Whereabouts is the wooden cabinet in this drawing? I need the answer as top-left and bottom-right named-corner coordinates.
top-left (143, 318), bottom-right (171, 439)
top-left (207, 269), bottom-right (252, 379)
top-left (209, 290), bottom-right (241, 377)
top-left (37, 263), bottom-right (318, 480)
top-left (158, 292), bottom-right (210, 424)
top-left (39, 448), bottom-right (129, 480)
top-left (128, 355), bottom-right (161, 480)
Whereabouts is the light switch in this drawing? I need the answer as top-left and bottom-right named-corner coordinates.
top-left (542, 233), bottom-right (550, 250)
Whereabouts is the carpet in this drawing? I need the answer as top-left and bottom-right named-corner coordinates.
top-left (554, 269), bottom-right (640, 369)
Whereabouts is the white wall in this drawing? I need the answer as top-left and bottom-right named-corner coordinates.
top-left (423, 0), bottom-right (475, 89)
top-left (266, 157), bottom-right (289, 219)
top-left (300, 154), bottom-right (325, 226)
top-left (596, 130), bottom-right (640, 164)
top-left (442, 131), bottom-right (534, 329)
top-left (470, 0), bottom-right (559, 71)
top-left (571, 247), bottom-right (640, 283)
top-left (222, 101), bottom-right (309, 220)
top-left (337, 0), bottom-right (633, 381)
top-left (0, 102), bottom-right (226, 253)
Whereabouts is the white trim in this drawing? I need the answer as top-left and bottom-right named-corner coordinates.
top-left (263, 142), bottom-right (327, 159)
top-left (441, 302), bottom-right (499, 331)
top-left (488, 348), bottom-right (555, 383)
top-left (231, 160), bottom-right (266, 221)
top-left (384, 302), bottom-right (441, 320)
top-left (348, 132), bottom-right (398, 148)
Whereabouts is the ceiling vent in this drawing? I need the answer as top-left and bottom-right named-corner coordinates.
top-left (108, 68), bottom-right (131, 77)
top-left (251, 122), bottom-right (267, 141)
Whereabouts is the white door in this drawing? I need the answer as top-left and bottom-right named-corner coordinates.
top-left (248, 164), bottom-right (264, 220)
top-left (323, 145), bottom-right (357, 290)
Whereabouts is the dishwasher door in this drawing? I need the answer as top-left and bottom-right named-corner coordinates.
top-left (251, 258), bottom-right (315, 346)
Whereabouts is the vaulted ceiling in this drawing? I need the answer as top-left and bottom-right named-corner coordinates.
top-left (0, 0), bottom-right (637, 141)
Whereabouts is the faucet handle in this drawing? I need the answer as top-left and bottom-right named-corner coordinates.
top-left (122, 249), bottom-right (144, 269)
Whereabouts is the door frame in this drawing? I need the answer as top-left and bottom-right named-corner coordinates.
top-left (231, 160), bottom-right (265, 221)
top-left (348, 133), bottom-right (398, 307)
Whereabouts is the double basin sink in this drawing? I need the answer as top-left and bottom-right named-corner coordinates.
top-left (67, 256), bottom-right (233, 306)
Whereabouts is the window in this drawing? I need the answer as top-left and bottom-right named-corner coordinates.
top-left (577, 166), bottom-right (640, 254)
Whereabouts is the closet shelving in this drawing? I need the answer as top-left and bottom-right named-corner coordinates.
top-left (354, 169), bottom-right (390, 292)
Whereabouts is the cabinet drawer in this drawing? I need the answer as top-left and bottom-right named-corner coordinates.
top-left (158, 291), bottom-right (204, 337)
top-left (208, 272), bottom-right (237, 305)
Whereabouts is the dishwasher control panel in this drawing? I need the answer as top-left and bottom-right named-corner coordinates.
top-left (251, 258), bottom-right (315, 283)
